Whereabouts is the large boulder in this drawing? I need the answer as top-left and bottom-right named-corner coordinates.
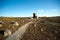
top-left (10, 21), bottom-right (19, 26)
top-left (0, 29), bottom-right (11, 37)
top-left (9, 21), bottom-right (19, 28)
top-left (4, 29), bottom-right (11, 37)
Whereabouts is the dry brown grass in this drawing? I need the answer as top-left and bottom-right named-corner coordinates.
top-left (0, 17), bottom-right (31, 40)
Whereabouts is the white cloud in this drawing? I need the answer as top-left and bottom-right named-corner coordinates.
top-left (39, 9), bottom-right (58, 14)
top-left (37, 9), bottom-right (44, 13)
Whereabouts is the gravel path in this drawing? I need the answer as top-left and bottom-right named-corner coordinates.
top-left (6, 22), bottom-right (33, 40)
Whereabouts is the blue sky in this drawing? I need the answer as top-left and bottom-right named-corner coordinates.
top-left (0, 0), bottom-right (60, 17)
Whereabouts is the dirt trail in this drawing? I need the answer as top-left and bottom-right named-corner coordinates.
top-left (6, 22), bottom-right (33, 40)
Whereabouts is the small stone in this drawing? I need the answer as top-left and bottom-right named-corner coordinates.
top-left (41, 28), bottom-right (44, 31)
top-left (54, 37), bottom-right (56, 40)
top-left (0, 24), bottom-right (3, 27)
top-left (47, 38), bottom-right (50, 40)
top-left (23, 20), bottom-right (24, 22)
top-left (34, 24), bottom-right (36, 27)
top-left (55, 31), bottom-right (57, 33)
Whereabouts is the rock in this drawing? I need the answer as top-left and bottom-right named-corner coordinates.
top-left (0, 29), bottom-right (11, 37)
top-left (34, 24), bottom-right (36, 27)
top-left (41, 28), bottom-right (44, 32)
top-left (0, 21), bottom-right (4, 27)
top-left (4, 29), bottom-right (11, 37)
top-left (10, 21), bottom-right (19, 26)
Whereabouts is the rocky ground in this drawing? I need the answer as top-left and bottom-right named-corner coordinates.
top-left (21, 17), bottom-right (60, 40)
top-left (0, 17), bottom-right (60, 40)
top-left (0, 17), bottom-right (31, 40)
